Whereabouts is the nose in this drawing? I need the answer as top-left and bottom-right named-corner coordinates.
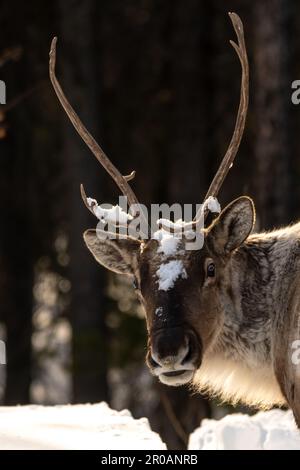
top-left (149, 328), bottom-right (195, 370)
top-left (148, 328), bottom-right (200, 385)
top-left (150, 340), bottom-right (190, 369)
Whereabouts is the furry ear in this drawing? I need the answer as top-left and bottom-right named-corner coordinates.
top-left (83, 229), bottom-right (141, 275)
top-left (208, 196), bottom-right (255, 253)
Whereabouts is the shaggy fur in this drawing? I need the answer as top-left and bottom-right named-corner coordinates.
top-left (84, 198), bottom-right (300, 428)
top-left (194, 223), bottom-right (300, 412)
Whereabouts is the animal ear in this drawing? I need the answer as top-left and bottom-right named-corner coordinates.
top-left (83, 229), bottom-right (141, 275)
top-left (208, 196), bottom-right (255, 253)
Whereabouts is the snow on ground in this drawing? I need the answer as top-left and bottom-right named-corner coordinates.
top-left (2, 402), bottom-right (299, 450)
top-left (188, 409), bottom-right (300, 450)
top-left (0, 402), bottom-right (166, 450)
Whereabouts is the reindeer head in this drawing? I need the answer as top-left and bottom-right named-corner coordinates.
top-left (49, 13), bottom-right (251, 386)
top-left (82, 196), bottom-right (254, 385)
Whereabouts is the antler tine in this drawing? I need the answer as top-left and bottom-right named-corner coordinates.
top-left (194, 12), bottom-right (249, 221)
top-left (80, 183), bottom-right (95, 215)
top-left (80, 183), bottom-right (133, 229)
top-left (49, 37), bottom-right (145, 219)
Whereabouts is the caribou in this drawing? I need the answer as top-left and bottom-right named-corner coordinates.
top-left (49, 13), bottom-right (300, 427)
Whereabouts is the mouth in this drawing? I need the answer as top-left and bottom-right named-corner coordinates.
top-left (158, 369), bottom-right (195, 386)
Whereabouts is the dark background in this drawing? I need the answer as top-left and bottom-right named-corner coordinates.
top-left (0, 0), bottom-right (299, 449)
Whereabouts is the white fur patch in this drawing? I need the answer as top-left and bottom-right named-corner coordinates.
top-left (193, 354), bottom-right (286, 409)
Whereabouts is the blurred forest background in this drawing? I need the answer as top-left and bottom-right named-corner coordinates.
top-left (0, 0), bottom-right (300, 450)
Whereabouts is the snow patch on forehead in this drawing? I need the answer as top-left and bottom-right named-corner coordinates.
top-left (152, 197), bottom-right (221, 257)
top-left (156, 260), bottom-right (187, 291)
top-left (152, 229), bottom-right (181, 256)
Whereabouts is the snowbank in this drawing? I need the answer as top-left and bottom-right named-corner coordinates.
top-left (2, 402), bottom-right (298, 450)
top-left (0, 402), bottom-right (166, 450)
top-left (188, 409), bottom-right (300, 450)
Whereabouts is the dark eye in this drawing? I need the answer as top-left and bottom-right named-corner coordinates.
top-left (133, 277), bottom-right (138, 290)
top-left (207, 262), bottom-right (215, 278)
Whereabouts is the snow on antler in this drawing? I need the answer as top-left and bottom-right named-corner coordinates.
top-left (86, 197), bottom-right (133, 225)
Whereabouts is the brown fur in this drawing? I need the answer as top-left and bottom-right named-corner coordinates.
top-left (83, 196), bottom-right (300, 428)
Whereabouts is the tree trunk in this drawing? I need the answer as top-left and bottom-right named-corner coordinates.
top-left (0, 107), bottom-right (33, 405)
top-left (253, 0), bottom-right (292, 228)
top-left (59, 0), bottom-right (109, 403)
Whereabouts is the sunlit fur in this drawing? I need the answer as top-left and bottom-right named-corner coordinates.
top-left (83, 198), bottom-right (300, 428)
top-left (193, 222), bottom-right (300, 412)
top-left (193, 355), bottom-right (285, 409)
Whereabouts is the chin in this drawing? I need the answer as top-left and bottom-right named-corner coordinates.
top-left (158, 369), bottom-right (195, 386)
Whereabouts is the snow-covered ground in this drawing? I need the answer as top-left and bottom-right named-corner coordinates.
top-left (0, 402), bottom-right (166, 450)
top-left (188, 409), bottom-right (300, 450)
top-left (1, 403), bottom-right (299, 450)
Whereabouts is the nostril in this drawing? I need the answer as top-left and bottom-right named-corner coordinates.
top-left (181, 340), bottom-right (193, 365)
top-left (149, 354), bottom-right (160, 368)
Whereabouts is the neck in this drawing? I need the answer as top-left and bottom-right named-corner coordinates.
top-left (217, 227), bottom-right (298, 365)
top-left (193, 227), bottom-right (300, 408)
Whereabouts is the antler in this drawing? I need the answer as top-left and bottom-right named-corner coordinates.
top-left (49, 12), bottom-right (248, 238)
top-left (194, 12), bottom-right (249, 221)
top-left (49, 37), bottom-right (147, 226)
